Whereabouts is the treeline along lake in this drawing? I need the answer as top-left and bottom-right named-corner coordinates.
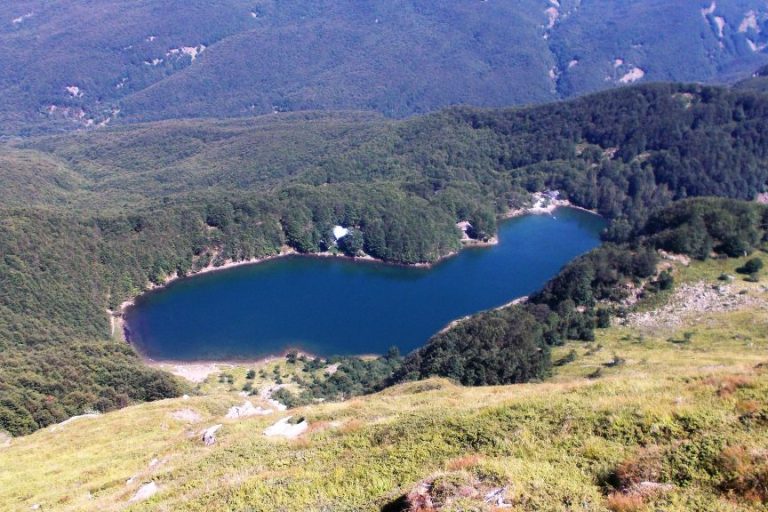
top-left (124, 208), bottom-right (605, 360)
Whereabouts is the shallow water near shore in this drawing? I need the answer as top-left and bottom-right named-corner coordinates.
top-left (125, 207), bottom-right (605, 360)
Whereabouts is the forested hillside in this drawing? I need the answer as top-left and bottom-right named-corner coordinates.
top-left (2, 0), bottom-right (768, 134)
top-left (3, 83), bottom-right (768, 435)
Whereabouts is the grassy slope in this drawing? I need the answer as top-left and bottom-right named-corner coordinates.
top-left (1, 257), bottom-right (767, 511)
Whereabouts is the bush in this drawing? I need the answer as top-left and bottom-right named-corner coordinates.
top-left (337, 228), bottom-right (364, 257)
top-left (655, 270), bottom-right (674, 291)
top-left (613, 445), bottom-right (664, 488)
top-left (596, 309), bottom-right (611, 328)
top-left (271, 388), bottom-right (313, 408)
top-left (737, 257), bottom-right (763, 275)
top-left (588, 368), bottom-right (604, 379)
top-left (605, 354), bottom-right (626, 368)
top-left (554, 349), bottom-right (578, 367)
top-left (717, 446), bottom-right (768, 503)
top-left (605, 492), bottom-right (645, 512)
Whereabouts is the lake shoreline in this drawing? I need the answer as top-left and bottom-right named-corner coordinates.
top-left (144, 350), bottom-right (385, 383)
top-left (146, 352), bottom-right (306, 383)
top-left (116, 199), bottom-right (603, 362)
top-left (116, 247), bottom-right (441, 344)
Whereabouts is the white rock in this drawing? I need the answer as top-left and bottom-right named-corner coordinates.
top-left (130, 482), bottom-right (158, 502)
top-left (225, 401), bottom-right (273, 419)
top-left (66, 86), bottom-right (83, 98)
top-left (714, 16), bottom-right (726, 39)
top-left (332, 225), bottom-right (349, 240)
top-left (201, 424), bottom-right (222, 446)
top-left (264, 417), bottom-right (308, 438)
top-left (544, 6), bottom-right (559, 29)
top-left (12, 13), bottom-right (33, 25)
top-left (182, 46), bottom-right (204, 60)
top-left (267, 398), bottom-right (287, 411)
top-left (49, 412), bottom-right (100, 432)
top-left (619, 67), bottom-right (645, 84)
top-left (167, 45), bottom-right (206, 61)
top-left (739, 10), bottom-right (759, 33)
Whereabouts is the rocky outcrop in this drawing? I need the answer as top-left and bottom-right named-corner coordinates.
top-left (225, 401), bottom-right (273, 419)
top-left (201, 424), bottom-right (222, 446)
top-left (624, 281), bottom-right (764, 330)
top-left (263, 417), bottom-right (308, 439)
top-left (130, 482), bottom-right (158, 502)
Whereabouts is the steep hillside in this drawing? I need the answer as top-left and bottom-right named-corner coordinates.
top-left (3, 84), bottom-right (768, 436)
top-left (1, 254), bottom-right (767, 511)
top-left (735, 63), bottom-right (768, 92)
top-left (7, 83), bottom-right (768, 213)
top-left (2, 0), bottom-right (768, 134)
top-left (0, 112), bottom-right (386, 209)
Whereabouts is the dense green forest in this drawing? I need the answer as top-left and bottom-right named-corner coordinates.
top-left (3, 83), bottom-right (768, 434)
top-left (268, 197), bottom-right (768, 406)
top-left (2, 1), bottom-right (767, 135)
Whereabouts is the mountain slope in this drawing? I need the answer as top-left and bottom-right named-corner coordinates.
top-left (1, 256), bottom-right (766, 511)
top-left (1, 112), bottom-right (386, 209)
top-left (2, 83), bottom-right (768, 437)
top-left (2, 0), bottom-right (768, 134)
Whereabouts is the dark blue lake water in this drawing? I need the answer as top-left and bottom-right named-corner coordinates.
top-left (125, 207), bottom-right (605, 360)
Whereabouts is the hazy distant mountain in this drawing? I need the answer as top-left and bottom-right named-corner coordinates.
top-left (734, 63), bottom-right (768, 92)
top-left (2, 0), bottom-right (768, 134)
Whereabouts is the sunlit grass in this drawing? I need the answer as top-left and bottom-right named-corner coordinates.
top-left (1, 258), bottom-right (766, 511)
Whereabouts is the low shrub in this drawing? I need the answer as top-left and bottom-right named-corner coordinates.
top-left (717, 445), bottom-right (768, 503)
top-left (737, 257), bottom-right (763, 275)
top-left (554, 349), bottom-right (578, 367)
top-left (605, 492), bottom-right (645, 512)
top-left (613, 445), bottom-right (664, 488)
top-left (705, 375), bottom-right (753, 397)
